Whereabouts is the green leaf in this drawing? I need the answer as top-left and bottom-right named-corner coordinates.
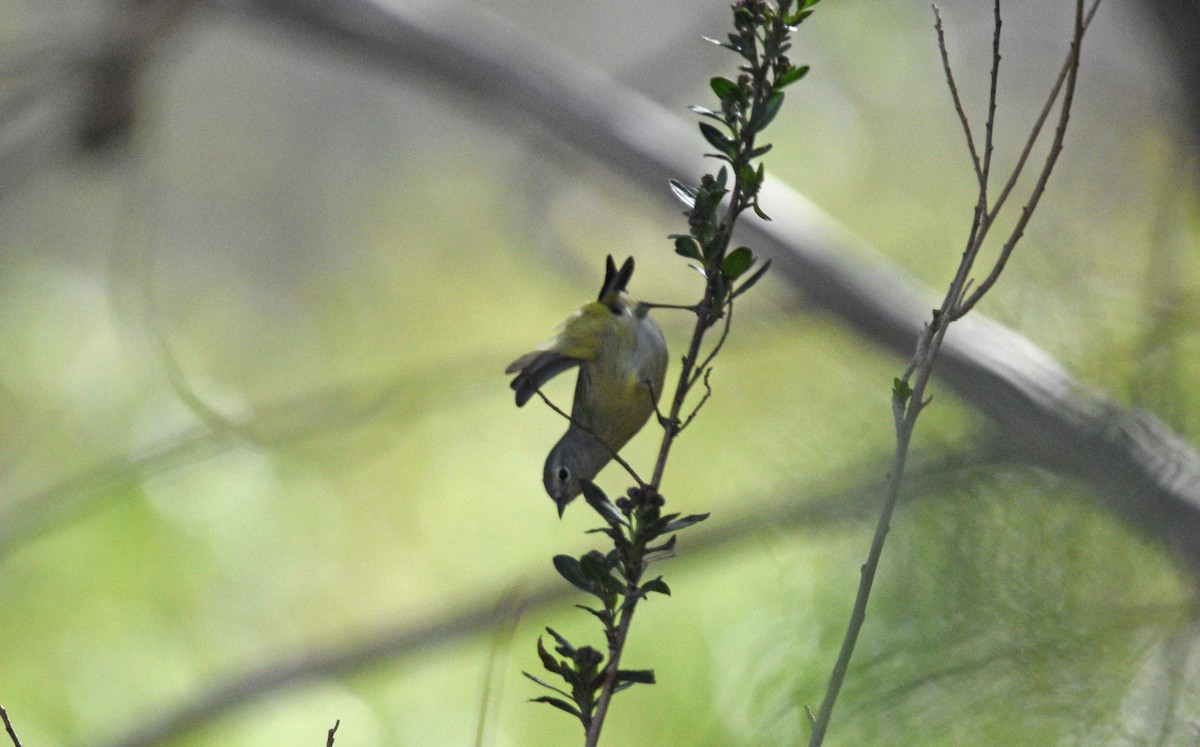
top-left (546, 627), bottom-right (578, 657)
top-left (893, 377), bottom-right (914, 405)
top-left (722, 247), bottom-right (754, 280)
top-left (616, 669), bottom-right (657, 685)
top-left (646, 534), bottom-right (678, 556)
top-left (580, 480), bottom-right (629, 527)
top-left (668, 179), bottom-right (696, 208)
top-left (662, 513), bottom-right (710, 533)
top-left (748, 91), bottom-right (785, 134)
top-left (751, 199), bottom-right (772, 221)
top-left (747, 143), bottom-right (773, 159)
top-left (640, 577), bottom-right (671, 597)
top-left (699, 122), bottom-right (733, 155)
top-left (732, 257), bottom-right (772, 299)
top-left (776, 64), bottom-right (810, 89)
top-left (575, 604), bottom-right (612, 624)
top-left (530, 695), bottom-right (584, 720)
top-left (715, 165), bottom-right (729, 191)
top-left (553, 556), bottom-right (594, 595)
top-left (613, 668), bottom-right (657, 694)
top-left (536, 636), bottom-right (564, 674)
top-left (580, 552), bottom-right (624, 595)
top-left (524, 671), bottom-right (573, 698)
top-left (688, 104), bottom-right (725, 122)
top-left (674, 236), bottom-right (703, 261)
top-left (709, 75), bottom-right (737, 99)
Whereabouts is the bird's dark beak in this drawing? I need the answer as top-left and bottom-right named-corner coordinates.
top-left (556, 498), bottom-right (567, 519)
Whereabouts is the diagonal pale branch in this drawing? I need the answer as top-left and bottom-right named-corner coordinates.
top-left (208, 0), bottom-right (1200, 572)
top-left (0, 0), bottom-right (1194, 590)
top-left (6, 0), bottom-right (1199, 575)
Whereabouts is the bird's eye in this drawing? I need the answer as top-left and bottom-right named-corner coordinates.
top-left (557, 467), bottom-right (570, 481)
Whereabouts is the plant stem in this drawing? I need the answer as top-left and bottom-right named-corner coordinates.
top-left (808, 2), bottom-right (1092, 743)
top-left (807, 317), bottom-right (947, 746)
top-left (584, 582), bottom-right (641, 746)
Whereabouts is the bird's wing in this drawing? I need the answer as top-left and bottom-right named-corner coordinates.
top-left (506, 302), bottom-right (613, 407)
top-left (507, 351), bottom-right (582, 407)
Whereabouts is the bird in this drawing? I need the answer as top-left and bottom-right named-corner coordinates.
top-left (506, 255), bottom-right (668, 516)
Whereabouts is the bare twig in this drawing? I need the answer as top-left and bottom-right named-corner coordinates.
top-left (678, 367), bottom-right (714, 433)
top-left (983, 0), bottom-right (1101, 230)
top-left (933, 6), bottom-right (983, 185)
top-left (955, 0), bottom-right (1102, 319)
top-left (981, 0), bottom-right (1002, 190)
top-left (325, 719), bottom-right (339, 747)
top-left (638, 301), bottom-right (700, 313)
top-left (688, 299), bottom-right (735, 390)
top-left (807, 2), bottom-right (1096, 745)
top-left (1, 705), bottom-right (22, 747)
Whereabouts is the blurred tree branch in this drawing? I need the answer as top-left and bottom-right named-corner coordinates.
top-left (0, 354), bottom-right (497, 555)
top-left (194, 0), bottom-right (1200, 569)
top-left (5, 0), bottom-right (1200, 577)
top-left (0, 705), bottom-right (22, 747)
top-left (0, 0), bottom-right (195, 193)
top-left (91, 451), bottom-right (987, 747)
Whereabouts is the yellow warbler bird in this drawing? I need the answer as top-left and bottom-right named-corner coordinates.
top-left (507, 256), bottom-right (668, 516)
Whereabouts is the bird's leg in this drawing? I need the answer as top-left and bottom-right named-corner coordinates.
top-left (644, 380), bottom-right (680, 432)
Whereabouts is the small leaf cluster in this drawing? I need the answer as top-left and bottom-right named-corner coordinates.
top-left (524, 481), bottom-right (708, 730)
top-left (669, 0), bottom-right (819, 317)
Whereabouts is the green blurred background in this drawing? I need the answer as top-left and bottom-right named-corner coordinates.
top-left (2, 0), bottom-right (1199, 745)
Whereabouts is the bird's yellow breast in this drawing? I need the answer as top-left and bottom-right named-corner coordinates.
top-left (570, 301), bottom-right (667, 452)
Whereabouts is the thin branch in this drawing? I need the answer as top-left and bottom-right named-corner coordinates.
top-left (933, 5), bottom-right (984, 186)
top-left (956, 0), bottom-right (1099, 319)
top-left (808, 2), bottom-right (1096, 744)
top-left (325, 720), bottom-right (339, 747)
top-left (533, 390), bottom-right (647, 489)
top-left (646, 379), bottom-right (675, 431)
top-left (638, 301), bottom-right (700, 313)
top-left (648, 298), bottom-right (715, 487)
top-left (980, 0), bottom-right (1002, 190)
top-left (1, 705), bottom-right (22, 747)
top-left (979, 0), bottom-right (1102, 229)
top-left (678, 367), bottom-right (714, 433)
top-left (584, 588), bottom-right (639, 747)
top-left (688, 299), bottom-right (735, 390)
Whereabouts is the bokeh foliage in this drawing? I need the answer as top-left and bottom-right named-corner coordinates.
top-left (1, 1), bottom-right (1199, 745)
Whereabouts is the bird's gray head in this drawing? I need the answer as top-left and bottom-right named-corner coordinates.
top-left (543, 431), bottom-right (611, 517)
